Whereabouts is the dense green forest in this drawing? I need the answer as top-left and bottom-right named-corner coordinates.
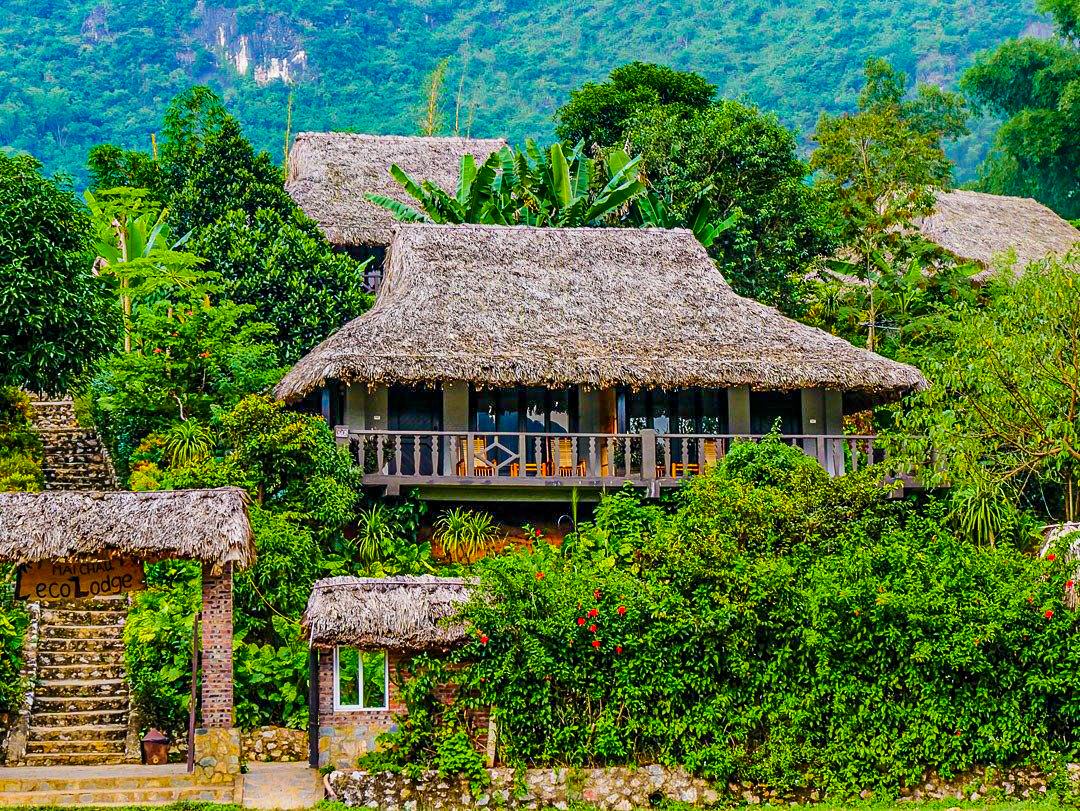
top-left (0, 0), bottom-right (1043, 186)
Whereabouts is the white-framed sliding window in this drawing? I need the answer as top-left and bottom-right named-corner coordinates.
top-left (333, 646), bottom-right (389, 711)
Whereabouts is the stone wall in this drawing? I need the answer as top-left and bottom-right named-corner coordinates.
top-left (241, 726), bottom-right (308, 762)
top-left (328, 766), bottom-right (720, 811)
top-left (329, 764), bottom-right (1080, 809)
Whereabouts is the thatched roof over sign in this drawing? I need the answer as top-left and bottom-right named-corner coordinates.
top-left (915, 190), bottom-right (1078, 279)
top-left (0, 488), bottom-right (255, 569)
top-left (303, 576), bottom-right (471, 650)
top-left (276, 224), bottom-right (927, 410)
top-left (285, 133), bottom-right (508, 248)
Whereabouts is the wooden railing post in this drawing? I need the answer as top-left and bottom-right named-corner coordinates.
top-left (641, 429), bottom-right (657, 480)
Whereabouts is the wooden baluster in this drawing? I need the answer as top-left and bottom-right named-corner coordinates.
top-left (466, 432), bottom-right (474, 477)
top-left (394, 435), bottom-right (403, 475)
top-left (570, 436), bottom-right (579, 477)
top-left (534, 435), bottom-right (543, 477)
top-left (624, 436), bottom-right (632, 477)
top-left (412, 434), bottom-right (421, 476)
top-left (375, 433), bottom-right (385, 473)
top-left (517, 432), bottom-right (526, 477)
top-left (588, 436), bottom-right (597, 477)
top-left (432, 434), bottom-right (441, 478)
top-left (849, 438), bottom-right (858, 473)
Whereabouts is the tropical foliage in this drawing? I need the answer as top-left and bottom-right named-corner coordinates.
top-left (0, 154), bottom-right (117, 393)
top-left (0, 388), bottom-right (43, 493)
top-left (382, 439), bottom-right (1077, 796)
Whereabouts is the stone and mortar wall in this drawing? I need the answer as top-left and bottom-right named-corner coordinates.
top-left (194, 726), bottom-right (241, 784)
top-left (241, 726), bottom-right (308, 762)
top-left (329, 764), bottom-right (1080, 809)
top-left (329, 766), bottom-right (719, 811)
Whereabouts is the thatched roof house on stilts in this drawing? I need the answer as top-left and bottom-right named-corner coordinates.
top-left (276, 223), bottom-right (926, 497)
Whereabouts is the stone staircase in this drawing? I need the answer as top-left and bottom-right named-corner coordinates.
top-left (0, 764), bottom-right (241, 806)
top-left (28, 399), bottom-right (117, 491)
top-left (20, 595), bottom-right (135, 766)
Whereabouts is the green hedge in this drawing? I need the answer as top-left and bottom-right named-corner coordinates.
top-left (413, 439), bottom-right (1080, 796)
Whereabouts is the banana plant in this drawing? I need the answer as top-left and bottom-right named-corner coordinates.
top-left (85, 188), bottom-right (213, 351)
top-left (367, 140), bottom-right (647, 228)
top-left (629, 185), bottom-right (739, 249)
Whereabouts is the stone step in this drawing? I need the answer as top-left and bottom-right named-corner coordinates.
top-left (25, 738), bottom-right (127, 755)
top-left (40, 623), bottom-right (123, 640)
top-left (0, 770), bottom-right (199, 792)
top-left (41, 595), bottom-right (127, 610)
top-left (29, 709), bottom-right (128, 728)
top-left (35, 678), bottom-right (127, 699)
top-left (16, 752), bottom-right (128, 767)
top-left (41, 608), bottom-right (126, 625)
top-left (28, 724), bottom-right (128, 742)
top-left (39, 649), bottom-right (125, 667)
top-left (0, 785), bottom-right (238, 806)
top-left (39, 635), bottom-right (124, 653)
top-left (33, 695), bottom-right (129, 713)
top-left (39, 663), bottom-right (126, 681)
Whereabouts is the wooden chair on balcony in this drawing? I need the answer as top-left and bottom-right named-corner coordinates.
top-left (671, 439), bottom-right (720, 477)
top-left (553, 437), bottom-right (587, 477)
top-left (456, 436), bottom-right (496, 477)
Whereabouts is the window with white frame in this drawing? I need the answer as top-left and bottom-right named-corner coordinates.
top-left (334, 647), bottom-right (388, 711)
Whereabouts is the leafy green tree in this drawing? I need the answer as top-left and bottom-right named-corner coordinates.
top-left (628, 101), bottom-right (833, 310)
top-left (555, 62), bottom-right (716, 149)
top-left (898, 253), bottom-right (1080, 522)
top-left (961, 2), bottom-right (1080, 218)
top-left (810, 59), bottom-right (968, 348)
top-left (86, 144), bottom-right (161, 194)
top-left (0, 154), bottom-right (117, 393)
top-left (90, 295), bottom-right (284, 474)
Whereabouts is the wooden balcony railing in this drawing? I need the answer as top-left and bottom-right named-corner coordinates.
top-left (336, 428), bottom-right (886, 488)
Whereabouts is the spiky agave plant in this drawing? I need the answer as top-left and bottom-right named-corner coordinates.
top-left (162, 420), bottom-right (215, 469)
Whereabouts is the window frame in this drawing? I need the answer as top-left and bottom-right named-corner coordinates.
top-left (332, 645), bottom-right (390, 712)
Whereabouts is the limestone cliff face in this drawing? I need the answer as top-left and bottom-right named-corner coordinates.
top-left (194, 2), bottom-right (308, 86)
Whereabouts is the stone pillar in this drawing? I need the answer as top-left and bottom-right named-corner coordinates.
top-left (195, 563), bottom-right (240, 782)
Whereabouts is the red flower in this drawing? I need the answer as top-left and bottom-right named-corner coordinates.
top-left (1068, 580), bottom-right (1075, 590)
top-left (535, 571), bottom-right (545, 580)
top-left (153, 348), bottom-right (163, 354)
top-left (199, 351), bottom-right (210, 358)
top-left (1047, 553), bottom-right (1057, 562)
top-left (479, 634), bottom-right (489, 645)
top-left (617, 605), bottom-right (626, 616)
top-left (587, 608), bottom-right (599, 618)
top-left (588, 624), bottom-right (597, 633)
top-left (594, 589), bottom-right (601, 600)
top-left (1045, 609), bottom-right (1054, 620)
top-left (591, 639), bottom-right (601, 648)
top-left (1027, 595), bottom-right (1035, 604)
top-left (955, 730), bottom-right (962, 736)
top-left (535, 528), bottom-right (542, 537)
top-left (615, 645), bottom-right (623, 654)
top-left (577, 617), bottom-right (586, 626)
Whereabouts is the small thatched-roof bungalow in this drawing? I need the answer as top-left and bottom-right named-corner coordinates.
top-left (274, 224), bottom-right (923, 495)
top-left (0, 487), bottom-right (255, 569)
top-left (915, 190), bottom-right (1079, 280)
top-left (302, 576), bottom-right (489, 769)
top-left (285, 133), bottom-right (508, 251)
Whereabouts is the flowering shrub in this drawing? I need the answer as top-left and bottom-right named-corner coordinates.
top-left (435, 441), bottom-right (1080, 797)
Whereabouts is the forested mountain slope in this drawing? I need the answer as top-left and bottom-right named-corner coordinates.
top-left (1, 0), bottom-right (1044, 185)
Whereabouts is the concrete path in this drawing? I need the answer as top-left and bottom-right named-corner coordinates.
top-left (242, 762), bottom-right (324, 809)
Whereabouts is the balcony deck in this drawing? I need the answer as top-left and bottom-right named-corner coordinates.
top-left (339, 429), bottom-right (889, 498)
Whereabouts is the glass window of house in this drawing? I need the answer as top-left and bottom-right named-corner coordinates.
top-left (334, 647), bottom-right (388, 711)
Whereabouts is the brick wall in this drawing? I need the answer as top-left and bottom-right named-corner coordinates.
top-left (200, 563), bottom-right (234, 729)
top-left (315, 648), bottom-right (492, 768)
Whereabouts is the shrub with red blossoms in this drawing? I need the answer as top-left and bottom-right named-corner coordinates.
top-left (1047, 553), bottom-right (1057, 561)
top-left (591, 639), bottom-right (601, 648)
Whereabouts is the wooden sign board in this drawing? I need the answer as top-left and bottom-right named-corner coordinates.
top-left (16, 557), bottom-right (145, 602)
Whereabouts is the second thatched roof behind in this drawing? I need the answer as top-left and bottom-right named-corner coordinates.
top-left (916, 190), bottom-right (1079, 277)
top-left (302, 576), bottom-right (471, 650)
top-left (276, 224), bottom-right (927, 410)
top-left (0, 488), bottom-right (255, 569)
top-left (286, 132), bottom-right (508, 248)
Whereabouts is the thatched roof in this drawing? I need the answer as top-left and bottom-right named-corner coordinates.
top-left (303, 576), bottom-right (471, 650)
top-left (916, 190), bottom-right (1078, 279)
top-left (276, 224), bottom-right (927, 410)
top-left (0, 488), bottom-right (255, 569)
top-left (285, 133), bottom-right (508, 248)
